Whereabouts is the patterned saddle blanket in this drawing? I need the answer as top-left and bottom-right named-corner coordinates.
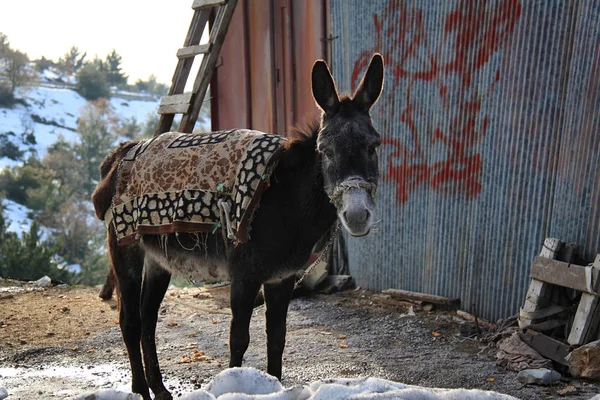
top-left (109, 129), bottom-right (285, 247)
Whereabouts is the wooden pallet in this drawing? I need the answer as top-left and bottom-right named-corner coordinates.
top-left (519, 239), bottom-right (600, 346)
top-left (155, 0), bottom-right (238, 136)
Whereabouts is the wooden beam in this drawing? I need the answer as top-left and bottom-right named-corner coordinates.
top-left (160, 93), bottom-right (194, 106)
top-left (530, 256), bottom-right (600, 294)
top-left (519, 329), bottom-right (571, 365)
top-left (177, 44), bottom-right (212, 59)
top-left (381, 288), bottom-right (460, 307)
top-left (192, 0), bottom-right (226, 10)
top-left (518, 238), bottom-right (562, 330)
top-left (568, 293), bottom-right (600, 345)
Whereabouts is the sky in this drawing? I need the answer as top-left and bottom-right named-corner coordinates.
top-left (0, 0), bottom-right (199, 84)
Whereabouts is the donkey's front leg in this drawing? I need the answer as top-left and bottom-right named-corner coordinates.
top-left (263, 276), bottom-right (295, 380)
top-left (229, 278), bottom-right (262, 367)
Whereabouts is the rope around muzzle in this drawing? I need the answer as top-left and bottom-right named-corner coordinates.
top-left (328, 177), bottom-right (378, 207)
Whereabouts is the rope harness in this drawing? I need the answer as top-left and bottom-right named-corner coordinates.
top-left (328, 177), bottom-right (377, 207)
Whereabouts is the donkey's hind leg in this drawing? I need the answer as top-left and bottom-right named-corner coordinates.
top-left (229, 277), bottom-right (262, 368)
top-left (99, 267), bottom-right (115, 300)
top-left (141, 258), bottom-right (172, 400)
top-left (263, 275), bottom-right (295, 380)
top-left (111, 241), bottom-right (151, 400)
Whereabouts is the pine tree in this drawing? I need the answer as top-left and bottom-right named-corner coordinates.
top-left (0, 205), bottom-right (69, 282)
top-left (76, 63), bottom-right (110, 100)
top-left (0, 33), bottom-right (35, 101)
top-left (61, 46), bottom-right (87, 77)
top-left (74, 99), bottom-right (118, 196)
top-left (105, 49), bottom-right (128, 87)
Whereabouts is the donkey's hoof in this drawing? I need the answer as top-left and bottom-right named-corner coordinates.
top-left (154, 392), bottom-right (172, 400)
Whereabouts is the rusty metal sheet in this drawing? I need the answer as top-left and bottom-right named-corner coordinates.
top-left (248, 1), bottom-right (277, 133)
top-left (291, 0), bottom-right (327, 125)
top-left (213, 0), bottom-right (327, 134)
top-left (212, 0), bottom-right (251, 130)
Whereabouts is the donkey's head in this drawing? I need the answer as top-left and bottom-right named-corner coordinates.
top-left (312, 54), bottom-right (384, 237)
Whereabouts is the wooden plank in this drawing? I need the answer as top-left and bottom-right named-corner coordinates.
top-left (382, 289), bottom-right (460, 306)
top-left (156, 7), bottom-right (211, 135)
top-left (518, 238), bottom-right (562, 330)
top-left (519, 329), bottom-right (571, 365)
top-left (192, 0), bottom-right (226, 10)
top-left (530, 256), bottom-right (600, 294)
top-left (568, 255), bottom-right (600, 345)
top-left (568, 293), bottom-right (600, 345)
top-left (177, 44), bottom-right (212, 59)
top-left (180, 0), bottom-right (239, 133)
top-left (160, 93), bottom-right (193, 106)
top-left (539, 237), bottom-right (562, 259)
top-left (158, 103), bottom-right (191, 115)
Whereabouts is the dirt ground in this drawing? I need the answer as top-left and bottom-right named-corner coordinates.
top-left (0, 279), bottom-right (598, 400)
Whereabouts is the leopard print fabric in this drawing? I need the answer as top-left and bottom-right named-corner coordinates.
top-left (110, 129), bottom-right (285, 246)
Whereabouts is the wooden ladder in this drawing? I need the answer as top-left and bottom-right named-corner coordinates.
top-left (155, 0), bottom-right (238, 136)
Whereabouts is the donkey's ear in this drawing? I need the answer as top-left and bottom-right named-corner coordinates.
top-left (352, 54), bottom-right (384, 112)
top-left (312, 60), bottom-right (341, 116)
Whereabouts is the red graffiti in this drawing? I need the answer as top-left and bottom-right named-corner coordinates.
top-left (351, 0), bottom-right (521, 203)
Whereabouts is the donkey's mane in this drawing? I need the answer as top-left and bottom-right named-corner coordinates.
top-left (280, 118), bottom-right (322, 171)
top-left (284, 118), bottom-right (320, 148)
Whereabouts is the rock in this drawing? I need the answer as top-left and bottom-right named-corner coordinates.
top-left (0, 387), bottom-right (8, 400)
top-left (34, 275), bottom-right (52, 287)
top-left (566, 339), bottom-right (600, 379)
top-left (516, 368), bottom-right (561, 385)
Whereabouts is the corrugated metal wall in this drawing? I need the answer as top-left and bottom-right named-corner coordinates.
top-left (330, 0), bottom-right (600, 321)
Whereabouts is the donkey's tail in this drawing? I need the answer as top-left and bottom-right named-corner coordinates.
top-left (91, 141), bottom-right (138, 220)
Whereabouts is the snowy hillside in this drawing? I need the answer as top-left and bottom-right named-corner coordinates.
top-left (0, 85), bottom-right (161, 169)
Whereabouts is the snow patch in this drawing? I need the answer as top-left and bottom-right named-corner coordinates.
top-left (1, 198), bottom-right (32, 235)
top-left (77, 367), bottom-right (520, 400)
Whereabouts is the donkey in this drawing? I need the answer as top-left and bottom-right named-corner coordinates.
top-left (92, 54), bottom-right (384, 400)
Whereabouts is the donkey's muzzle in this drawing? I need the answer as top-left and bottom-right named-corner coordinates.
top-left (339, 187), bottom-right (375, 237)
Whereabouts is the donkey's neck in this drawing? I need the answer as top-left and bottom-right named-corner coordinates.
top-left (268, 126), bottom-right (338, 251)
